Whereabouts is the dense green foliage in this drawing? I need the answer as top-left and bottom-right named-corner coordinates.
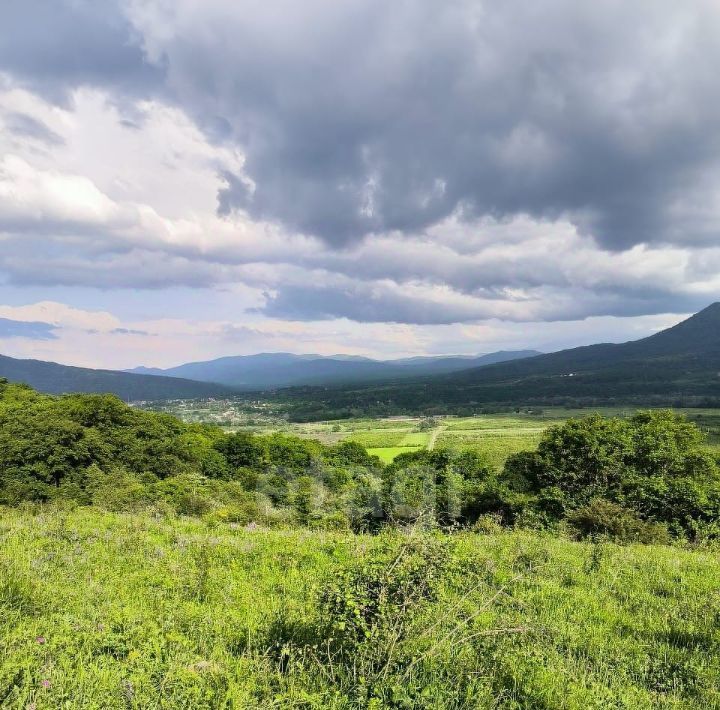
top-left (1, 508), bottom-right (719, 708)
top-left (0, 380), bottom-right (383, 530)
top-left (503, 411), bottom-right (720, 539)
top-left (2, 380), bottom-right (719, 542)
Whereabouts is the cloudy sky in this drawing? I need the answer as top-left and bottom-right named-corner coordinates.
top-left (1, 0), bottom-right (719, 369)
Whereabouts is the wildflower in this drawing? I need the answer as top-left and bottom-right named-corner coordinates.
top-left (36, 636), bottom-right (46, 645)
top-left (41, 680), bottom-right (51, 689)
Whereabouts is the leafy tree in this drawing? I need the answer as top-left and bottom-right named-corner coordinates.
top-left (532, 415), bottom-right (633, 501)
top-left (325, 441), bottom-right (379, 467)
top-left (214, 432), bottom-right (266, 469)
top-left (502, 410), bottom-right (720, 533)
top-left (293, 475), bottom-right (316, 525)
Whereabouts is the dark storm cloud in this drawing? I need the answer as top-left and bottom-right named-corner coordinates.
top-left (256, 281), bottom-right (710, 325)
top-left (3, 0), bottom-right (720, 252)
top-left (256, 284), bottom-right (480, 325)
top-left (1, 0), bottom-right (720, 327)
top-left (0, 0), bottom-right (163, 103)
top-left (139, 0), bottom-right (720, 251)
top-left (0, 317), bottom-right (57, 340)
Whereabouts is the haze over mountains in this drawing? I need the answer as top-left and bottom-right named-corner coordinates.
top-left (127, 351), bottom-right (541, 389)
top-left (0, 350), bottom-right (540, 399)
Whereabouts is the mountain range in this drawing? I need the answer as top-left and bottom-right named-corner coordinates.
top-left (127, 350), bottom-right (541, 388)
top-left (1, 303), bottom-right (719, 410)
top-left (0, 349), bottom-right (540, 399)
top-left (272, 303), bottom-right (720, 418)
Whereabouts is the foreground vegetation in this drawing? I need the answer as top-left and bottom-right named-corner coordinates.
top-left (2, 378), bottom-right (720, 705)
top-left (2, 379), bottom-right (720, 542)
top-left (1, 507), bottom-right (719, 708)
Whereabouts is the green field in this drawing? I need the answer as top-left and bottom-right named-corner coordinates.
top-left (436, 431), bottom-right (545, 468)
top-left (282, 411), bottom-right (635, 467)
top-left (1, 507), bottom-right (719, 708)
top-left (345, 430), bottom-right (409, 448)
top-left (366, 445), bottom-right (423, 463)
top-left (155, 404), bottom-right (720, 468)
top-left (399, 431), bottom-right (429, 446)
top-left (242, 414), bottom-right (554, 467)
top-left (443, 417), bottom-right (553, 431)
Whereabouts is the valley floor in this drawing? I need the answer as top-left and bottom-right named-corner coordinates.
top-left (153, 403), bottom-right (720, 468)
top-left (1, 508), bottom-right (719, 708)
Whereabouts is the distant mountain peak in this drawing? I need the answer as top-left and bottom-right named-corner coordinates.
top-left (636, 303), bottom-right (720, 355)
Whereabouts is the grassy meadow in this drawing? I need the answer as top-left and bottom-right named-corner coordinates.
top-left (1, 506), bottom-right (719, 708)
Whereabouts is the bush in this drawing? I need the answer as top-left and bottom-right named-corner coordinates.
top-left (89, 467), bottom-right (154, 512)
top-left (502, 410), bottom-right (720, 537)
top-left (309, 511), bottom-right (350, 531)
top-left (471, 513), bottom-right (504, 534)
top-left (318, 535), bottom-right (449, 651)
top-left (568, 499), bottom-right (671, 544)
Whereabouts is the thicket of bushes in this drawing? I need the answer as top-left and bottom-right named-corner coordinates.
top-left (2, 378), bottom-right (719, 542)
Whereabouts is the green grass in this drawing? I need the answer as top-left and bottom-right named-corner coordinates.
top-left (345, 431), bottom-right (408, 448)
top-left (0, 507), bottom-right (718, 708)
top-left (367, 445), bottom-right (422, 463)
top-left (437, 430), bottom-right (544, 468)
top-left (444, 416), bottom-right (552, 431)
top-left (398, 432), bottom-right (429, 447)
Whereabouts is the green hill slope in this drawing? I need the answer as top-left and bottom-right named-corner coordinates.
top-left (0, 354), bottom-right (236, 400)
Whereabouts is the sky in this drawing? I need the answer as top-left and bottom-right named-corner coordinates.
top-left (1, 0), bottom-right (719, 369)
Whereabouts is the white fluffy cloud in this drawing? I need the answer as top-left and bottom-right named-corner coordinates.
top-left (0, 301), bottom-right (120, 331)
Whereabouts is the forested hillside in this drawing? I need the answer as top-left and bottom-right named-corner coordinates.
top-left (0, 354), bottom-right (236, 400)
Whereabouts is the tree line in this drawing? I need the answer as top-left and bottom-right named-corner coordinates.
top-left (1, 379), bottom-right (718, 542)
